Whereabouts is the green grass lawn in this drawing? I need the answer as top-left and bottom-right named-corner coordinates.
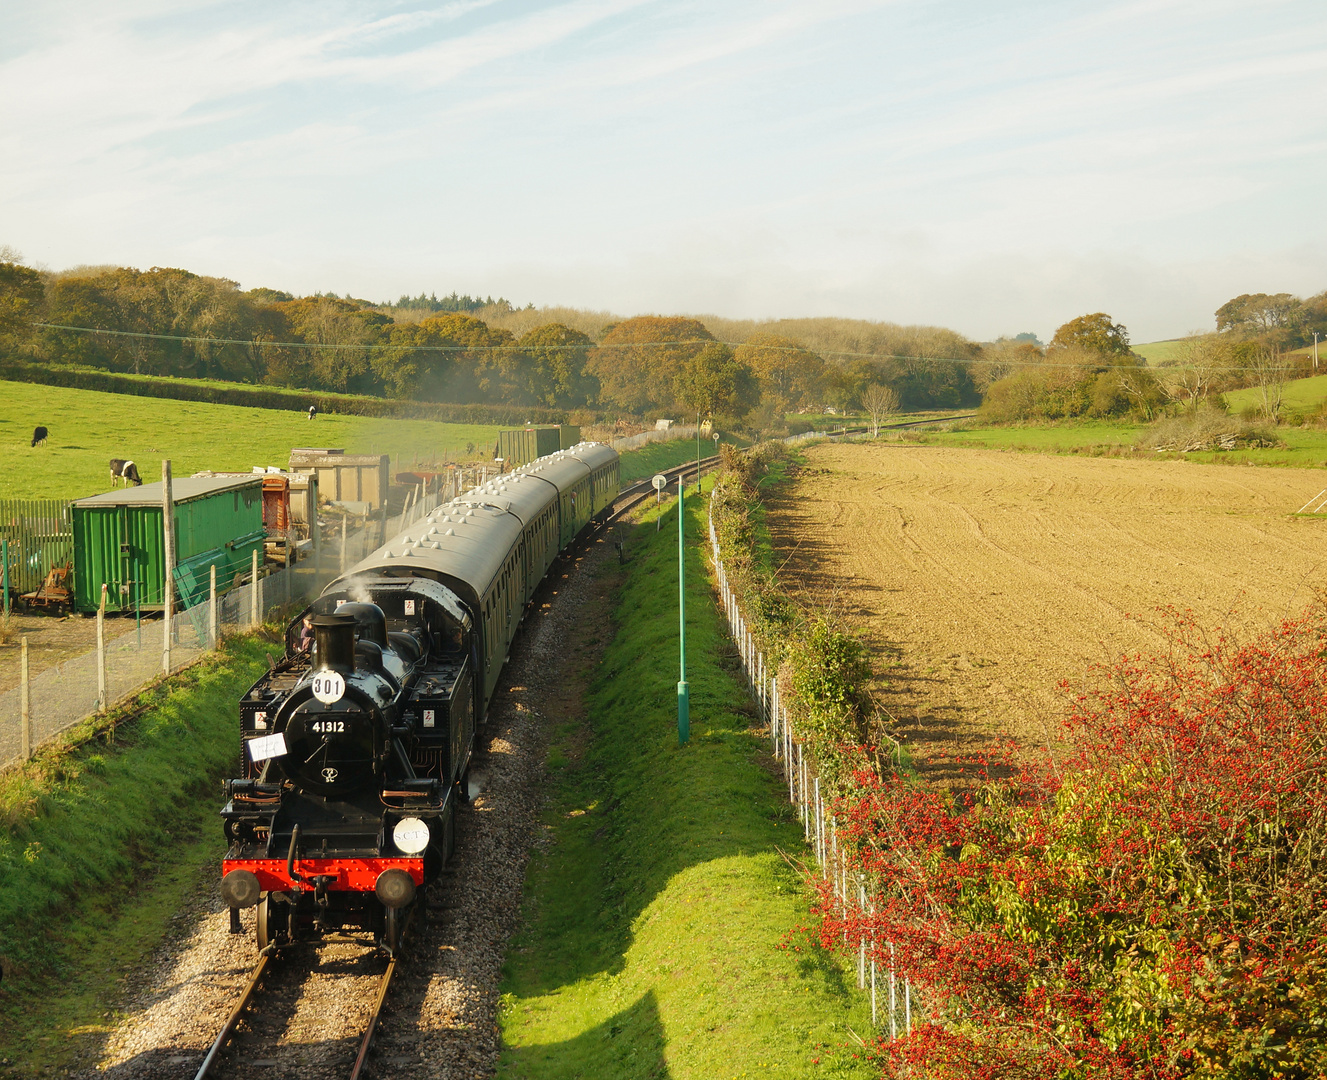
top-left (498, 484), bottom-right (874, 1080)
top-left (0, 636), bottom-right (274, 1071)
top-left (1224, 373), bottom-right (1327, 416)
top-left (919, 420), bottom-right (1144, 452)
top-left (1133, 339), bottom-right (1191, 364)
top-left (1, 378), bottom-right (507, 501)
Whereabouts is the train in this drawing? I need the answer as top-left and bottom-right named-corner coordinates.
top-left (217, 442), bottom-right (620, 954)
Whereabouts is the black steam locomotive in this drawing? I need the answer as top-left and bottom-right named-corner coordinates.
top-left (217, 443), bottom-right (620, 954)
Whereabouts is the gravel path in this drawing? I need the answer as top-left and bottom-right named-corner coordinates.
top-left (82, 526), bottom-right (619, 1080)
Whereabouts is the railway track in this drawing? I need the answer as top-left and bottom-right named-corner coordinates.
top-left (193, 939), bottom-right (402, 1080)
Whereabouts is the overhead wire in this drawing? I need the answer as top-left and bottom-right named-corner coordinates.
top-left (27, 321), bottom-right (1299, 375)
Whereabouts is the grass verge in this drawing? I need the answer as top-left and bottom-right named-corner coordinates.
top-left (498, 483), bottom-right (874, 1080)
top-left (0, 635), bottom-right (276, 1071)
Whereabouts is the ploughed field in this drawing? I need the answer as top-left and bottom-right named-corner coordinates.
top-left (767, 443), bottom-right (1327, 772)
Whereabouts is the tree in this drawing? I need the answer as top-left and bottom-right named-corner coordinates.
top-left (0, 257), bottom-right (44, 346)
top-left (517, 323), bottom-right (596, 407)
top-left (587, 316), bottom-right (714, 413)
top-left (1159, 333), bottom-right (1234, 410)
top-left (733, 333), bottom-right (826, 413)
top-left (861, 383), bottom-right (900, 436)
top-left (1049, 312), bottom-right (1132, 358)
top-left (973, 339), bottom-right (1042, 393)
top-left (1243, 341), bottom-right (1292, 420)
top-left (1215, 292), bottom-right (1302, 340)
top-left (672, 342), bottom-right (759, 420)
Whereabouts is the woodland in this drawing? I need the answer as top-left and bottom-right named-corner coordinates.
top-left (1, 254), bottom-right (1325, 430)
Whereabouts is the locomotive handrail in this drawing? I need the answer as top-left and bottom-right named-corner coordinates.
top-left (286, 823), bottom-right (306, 885)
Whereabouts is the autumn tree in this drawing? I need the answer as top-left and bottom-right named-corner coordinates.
top-left (1216, 292), bottom-right (1303, 341)
top-left (973, 338), bottom-right (1042, 393)
top-left (1049, 312), bottom-right (1132, 358)
top-left (673, 342), bottom-right (759, 420)
top-left (733, 333), bottom-right (826, 413)
top-left (0, 255), bottom-right (44, 348)
top-left (861, 383), bottom-right (900, 436)
top-left (1158, 333), bottom-right (1235, 410)
top-left (588, 316), bottom-right (714, 413)
top-left (517, 323), bottom-right (597, 407)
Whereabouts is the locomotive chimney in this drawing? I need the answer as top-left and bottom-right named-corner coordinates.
top-left (312, 613), bottom-right (356, 674)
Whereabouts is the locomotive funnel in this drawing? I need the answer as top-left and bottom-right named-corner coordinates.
top-left (312, 613), bottom-right (357, 674)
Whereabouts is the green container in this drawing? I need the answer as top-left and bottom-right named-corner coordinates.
top-left (71, 476), bottom-right (266, 613)
top-left (497, 426), bottom-right (579, 467)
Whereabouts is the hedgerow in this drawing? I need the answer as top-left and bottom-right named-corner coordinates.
top-left (709, 444), bottom-right (1327, 1079)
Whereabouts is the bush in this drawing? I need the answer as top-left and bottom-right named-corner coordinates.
top-left (819, 604), bottom-right (1327, 1079)
top-left (1135, 405), bottom-right (1280, 452)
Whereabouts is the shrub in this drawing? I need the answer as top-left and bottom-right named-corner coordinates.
top-left (817, 604), bottom-right (1327, 1079)
top-left (1135, 405), bottom-right (1280, 452)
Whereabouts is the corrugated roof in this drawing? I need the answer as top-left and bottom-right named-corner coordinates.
top-left (72, 475), bottom-right (262, 508)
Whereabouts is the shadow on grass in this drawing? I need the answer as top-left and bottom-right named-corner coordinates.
top-left (499, 989), bottom-right (672, 1080)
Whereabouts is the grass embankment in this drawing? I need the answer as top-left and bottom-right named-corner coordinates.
top-left (498, 484), bottom-right (873, 1080)
top-left (914, 416), bottom-right (1327, 469)
top-left (0, 636), bottom-right (275, 1071)
top-left (0, 378), bottom-right (505, 500)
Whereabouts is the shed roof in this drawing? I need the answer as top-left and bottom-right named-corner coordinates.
top-left (72, 475), bottom-right (262, 508)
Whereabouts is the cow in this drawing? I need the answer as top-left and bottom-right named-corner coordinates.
top-left (308, 405), bottom-right (318, 420)
top-left (31, 426), bottom-right (47, 447)
top-left (110, 459), bottom-right (143, 487)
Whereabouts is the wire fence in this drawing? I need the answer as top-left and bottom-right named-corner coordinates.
top-left (0, 470), bottom-right (490, 772)
top-left (707, 503), bottom-right (915, 1040)
top-left (0, 502), bottom-right (422, 773)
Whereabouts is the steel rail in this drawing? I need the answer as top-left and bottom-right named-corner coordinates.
top-left (193, 952), bottom-right (271, 1080)
top-left (349, 956), bottom-right (399, 1080)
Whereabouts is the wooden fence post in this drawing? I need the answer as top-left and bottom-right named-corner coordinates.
top-left (251, 549), bottom-right (260, 628)
top-left (161, 460), bottom-right (175, 675)
top-left (209, 564), bottom-right (218, 648)
top-left (97, 584), bottom-right (107, 712)
top-left (21, 635), bottom-right (31, 761)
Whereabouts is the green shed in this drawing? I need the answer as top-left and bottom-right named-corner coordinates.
top-left (496, 425), bottom-right (581, 468)
top-left (71, 476), bottom-right (266, 613)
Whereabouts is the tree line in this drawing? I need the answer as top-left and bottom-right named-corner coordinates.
top-left (977, 291), bottom-right (1327, 424)
top-left (0, 256), bottom-right (983, 424)
top-left (3, 250), bottom-right (1322, 427)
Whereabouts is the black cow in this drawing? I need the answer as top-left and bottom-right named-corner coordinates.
top-left (308, 405), bottom-right (318, 420)
top-left (110, 458), bottom-right (143, 486)
top-left (31, 426), bottom-right (47, 447)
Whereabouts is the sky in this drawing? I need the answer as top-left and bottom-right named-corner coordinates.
top-left (2, 0), bottom-right (1325, 343)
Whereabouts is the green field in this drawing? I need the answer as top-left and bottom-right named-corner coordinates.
top-left (498, 484), bottom-right (873, 1080)
top-left (921, 420), bottom-right (1143, 452)
top-left (1223, 372), bottom-right (1327, 415)
top-left (0, 379), bottom-right (708, 502)
top-left (1133, 338), bottom-right (1191, 364)
top-left (1, 379), bottom-right (506, 501)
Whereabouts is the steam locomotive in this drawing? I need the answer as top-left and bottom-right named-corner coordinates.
top-left (217, 443), bottom-right (620, 954)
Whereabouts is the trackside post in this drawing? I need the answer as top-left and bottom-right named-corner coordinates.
top-left (677, 477), bottom-right (689, 746)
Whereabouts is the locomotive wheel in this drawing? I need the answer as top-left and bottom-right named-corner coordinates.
top-left (256, 895), bottom-right (289, 950)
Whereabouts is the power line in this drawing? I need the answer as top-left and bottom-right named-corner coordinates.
top-left (28, 321), bottom-right (1289, 374)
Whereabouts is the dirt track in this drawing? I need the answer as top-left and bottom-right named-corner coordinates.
top-left (767, 443), bottom-right (1327, 773)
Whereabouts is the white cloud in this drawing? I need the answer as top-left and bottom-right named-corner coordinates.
top-left (3, 0), bottom-right (1325, 341)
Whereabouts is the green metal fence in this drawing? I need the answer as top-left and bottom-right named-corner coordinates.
top-left (0, 497), bottom-right (74, 600)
